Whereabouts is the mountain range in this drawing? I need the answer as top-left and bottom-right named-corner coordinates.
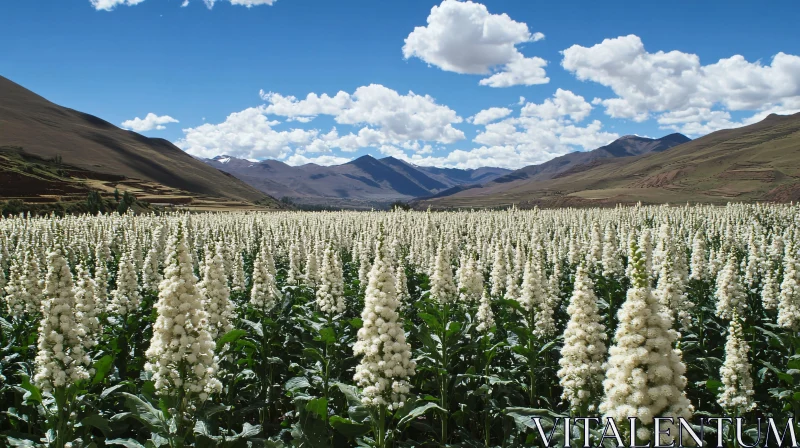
top-left (415, 112), bottom-right (800, 208)
top-left (3, 73), bottom-right (800, 211)
top-left (0, 75), bottom-right (280, 210)
top-left (202, 154), bottom-right (511, 208)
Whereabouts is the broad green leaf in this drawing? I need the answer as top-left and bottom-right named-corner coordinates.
top-left (305, 397), bottom-right (329, 420)
top-left (286, 376), bottom-right (311, 392)
top-left (318, 327), bottom-right (336, 344)
top-left (82, 414), bottom-right (112, 437)
top-left (106, 439), bottom-right (146, 448)
top-left (119, 393), bottom-right (165, 433)
top-left (241, 319), bottom-right (264, 338)
top-left (20, 376), bottom-right (42, 405)
top-left (332, 382), bottom-right (361, 407)
top-left (217, 329), bottom-right (247, 346)
top-left (237, 422), bottom-right (262, 439)
top-left (705, 379), bottom-right (723, 394)
top-left (92, 355), bottom-right (115, 385)
top-left (329, 416), bottom-right (370, 438)
top-left (418, 313), bottom-right (442, 332)
top-left (101, 383), bottom-right (127, 399)
top-left (397, 402), bottom-right (445, 428)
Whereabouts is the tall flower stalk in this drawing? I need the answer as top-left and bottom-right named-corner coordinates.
top-left (353, 229), bottom-right (415, 448)
top-left (145, 223), bottom-right (222, 447)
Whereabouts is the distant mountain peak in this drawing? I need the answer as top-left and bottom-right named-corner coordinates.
top-left (212, 155), bottom-right (234, 164)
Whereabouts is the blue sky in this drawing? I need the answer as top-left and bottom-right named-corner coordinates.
top-left (2, 0), bottom-right (799, 169)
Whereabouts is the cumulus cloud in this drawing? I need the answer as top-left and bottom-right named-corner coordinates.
top-left (469, 107), bottom-right (512, 125)
top-left (91, 0), bottom-right (276, 10)
top-left (177, 83), bottom-right (467, 162)
top-left (209, 0), bottom-right (277, 7)
top-left (175, 107), bottom-right (318, 159)
top-left (562, 34), bottom-right (800, 129)
top-left (402, 0), bottom-right (548, 87)
top-left (657, 101), bottom-right (800, 136)
top-left (396, 89), bottom-right (617, 169)
top-left (261, 84), bottom-right (465, 145)
top-left (521, 88), bottom-right (592, 121)
top-left (177, 85), bottom-right (621, 169)
top-left (90, 0), bottom-right (145, 11)
top-left (121, 113), bottom-right (179, 132)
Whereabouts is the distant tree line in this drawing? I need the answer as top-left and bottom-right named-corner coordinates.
top-left (2, 188), bottom-right (147, 217)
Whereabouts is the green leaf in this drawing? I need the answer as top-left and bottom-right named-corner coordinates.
top-left (106, 439), bottom-right (146, 448)
top-left (241, 319), bottom-right (264, 338)
top-left (20, 376), bottom-right (42, 405)
top-left (329, 416), bottom-right (370, 438)
top-left (397, 402), bottom-right (445, 428)
top-left (445, 321), bottom-right (462, 338)
top-left (82, 414), bottom-right (112, 437)
top-left (705, 379), bottom-right (723, 394)
top-left (286, 377), bottom-right (311, 392)
top-left (92, 355), bottom-right (115, 385)
top-left (332, 382), bottom-right (361, 407)
top-left (418, 313), bottom-right (441, 332)
top-left (538, 339), bottom-right (560, 354)
top-left (119, 393), bottom-right (166, 433)
top-left (4, 436), bottom-right (36, 447)
top-left (305, 398), bottom-right (329, 420)
top-left (237, 422), bottom-right (262, 439)
top-left (318, 327), bottom-right (336, 344)
top-left (504, 407), bottom-right (564, 432)
top-left (348, 318), bottom-right (363, 329)
top-left (217, 329), bottom-right (247, 347)
top-left (303, 347), bottom-right (325, 364)
top-left (101, 384), bottom-right (127, 399)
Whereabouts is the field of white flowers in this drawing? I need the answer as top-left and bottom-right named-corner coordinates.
top-left (1, 204), bottom-right (798, 447)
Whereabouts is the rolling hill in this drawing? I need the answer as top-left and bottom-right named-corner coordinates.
top-left (0, 75), bottom-right (280, 209)
top-left (416, 113), bottom-right (800, 209)
top-left (203, 154), bottom-right (510, 208)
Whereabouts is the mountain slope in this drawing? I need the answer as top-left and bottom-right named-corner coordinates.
top-left (203, 154), bottom-right (510, 208)
top-left (0, 76), bottom-right (275, 205)
top-left (480, 133), bottom-right (690, 186)
top-left (416, 113), bottom-right (800, 208)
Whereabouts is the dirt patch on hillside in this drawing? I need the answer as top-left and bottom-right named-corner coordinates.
top-left (0, 170), bottom-right (88, 197)
top-left (629, 167), bottom-right (691, 188)
top-left (716, 168), bottom-right (783, 182)
top-left (765, 183), bottom-right (800, 202)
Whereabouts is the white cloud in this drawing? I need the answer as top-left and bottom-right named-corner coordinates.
top-left (439, 89), bottom-right (618, 169)
top-left (175, 107), bottom-right (318, 159)
top-left (402, 0), bottom-right (548, 87)
top-left (396, 89), bottom-right (616, 170)
top-left (90, 0), bottom-right (145, 11)
top-left (204, 0), bottom-right (277, 7)
top-left (521, 88), bottom-right (592, 121)
top-left (92, 0), bottom-right (276, 10)
top-left (177, 85), bottom-right (623, 170)
top-left (562, 34), bottom-right (800, 128)
top-left (121, 113), bottom-right (179, 132)
top-left (288, 116), bottom-right (315, 123)
top-left (469, 107), bottom-right (512, 125)
top-left (657, 100), bottom-right (800, 136)
top-left (262, 84), bottom-right (465, 145)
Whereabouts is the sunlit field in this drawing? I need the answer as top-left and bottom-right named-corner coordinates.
top-left (1, 204), bottom-right (798, 447)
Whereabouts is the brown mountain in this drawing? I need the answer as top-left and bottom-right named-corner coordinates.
top-left (416, 113), bottom-right (800, 208)
top-left (203, 154), bottom-right (510, 208)
top-left (0, 75), bottom-right (276, 206)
